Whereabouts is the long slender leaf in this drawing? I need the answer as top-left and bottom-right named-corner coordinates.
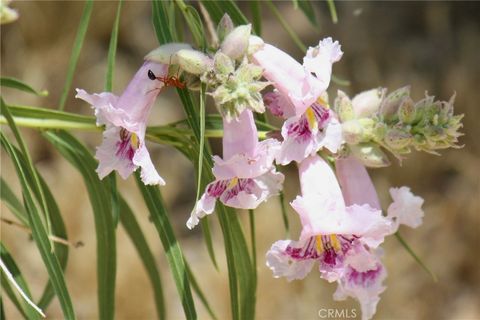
top-left (58, 0), bottom-right (93, 110)
top-left (0, 103), bottom-right (76, 319)
top-left (135, 174), bottom-right (196, 320)
top-left (184, 262), bottom-right (217, 320)
top-left (395, 232), bottom-right (437, 282)
top-left (200, 0), bottom-right (248, 26)
top-left (0, 77), bottom-right (48, 96)
top-left (0, 243), bottom-right (42, 319)
top-left (0, 177), bottom-right (28, 225)
top-left (118, 197), bottom-right (165, 320)
top-left (249, 1), bottom-right (262, 35)
top-left (326, 0), bottom-right (338, 24)
top-left (42, 130), bottom-right (116, 320)
top-left (294, 0), bottom-right (317, 26)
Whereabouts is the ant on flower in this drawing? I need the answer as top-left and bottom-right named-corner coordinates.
top-left (147, 58), bottom-right (186, 89)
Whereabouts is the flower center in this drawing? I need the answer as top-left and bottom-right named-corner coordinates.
top-left (227, 176), bottom-right (239, 189)
top-left (315, 234), bottom-right (342, 254)
top-left (305, 107), bottom-right (318, 131)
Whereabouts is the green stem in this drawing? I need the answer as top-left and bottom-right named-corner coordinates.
top-left (0, 116), bottom-right (270, 140)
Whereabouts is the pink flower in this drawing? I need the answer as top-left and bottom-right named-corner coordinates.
top-left (76, 61), bottom-right (167, 185)
top-left (266, 156), bottom-right (390, 280)
top-left (253, 39), bottom-right (344, 164)
top-left (336, 155), bottom-right (424, 233)
top-left (187, 109), bottom-right (284, 229)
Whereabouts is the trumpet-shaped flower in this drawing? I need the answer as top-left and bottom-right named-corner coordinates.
top-left (76, 61), bottom-right (167, 185)
top-left (187, 109), bottom-right (284, 229)
top-left (254, 38), bottom-right (343, 164)
top-left (266, 155), bottom-right (390, 320)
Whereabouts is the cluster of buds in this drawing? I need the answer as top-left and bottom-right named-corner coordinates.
top-left (335, 86), bottom-right (464, 166)
top-left (146, 14), bottom-right (269, 121)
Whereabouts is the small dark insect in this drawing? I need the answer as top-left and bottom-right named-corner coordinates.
top-left (147, 69), bottom-right (156, 81)
top-left (156, 74), bottom-right (186, 89)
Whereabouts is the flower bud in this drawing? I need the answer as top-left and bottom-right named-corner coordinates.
top-left (334, 90), bottom-right (355, 122)
top-left (352, 88), bottom-right (386, 118)
top-left (384, 128), bottom-right (412, 150)
top-left (398, 97), bottom-right (416, 124)
top-left (379, 86), bottom-right (410, 120)
top-left (176, 49), bottom-right (213, 75)
top-left (247, 35), bottom-right (264, 55)
top-left (217, 13), bottom-right (234, 43)
top-left (214, 52), bottom-right (235, 75)
top-left (350, 143), bottom-right (391, 168)
top-left (220, 24), bottom-right (252, 60)
top-left (341, 120), bottom-right (363, 145)
top-left (145, 43), bottom-right (193, 64)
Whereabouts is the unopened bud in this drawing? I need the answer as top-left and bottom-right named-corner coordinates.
top-left (398, 97), bottom-right (416, 124)
top-left (247, 35), bottom-right (264, 55)
top-left (352, 88), bottom-right (386, 118)
top-left (217, 13), bottom-right (234, 43)
top-left (379, 86), bottom-right (410, 120)
top-left (176, 49), bottom-right (213, 75)
top-left (350, 143), bottom-right (391, 168)
top-left (384, 128), bottom-right (412, 149)
top-left (334, 90), bottom-right (355, 122)
top-left (145, 43), bottom-right (193, 64)
top-left (342, 120), bottom-right (363, 145)
top-left (214, 52), bottom-right (235, 75)
top-left (220, 24), bottom-right (252, 60)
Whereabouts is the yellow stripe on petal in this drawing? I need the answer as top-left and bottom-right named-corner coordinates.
top-left (317, 96), bottom-right (329, 109)
top-left (306, 107), bottom-right (318, 131)
top-left (330, 235), bottom-right (341, 252)
top-left (315, 235), bottom-right (324, 254)
top-left (130, 133), bottom-right (140, 149)
top-left (227, 177), bottom-right (239, 189)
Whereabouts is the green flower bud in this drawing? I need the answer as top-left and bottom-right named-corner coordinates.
top-left (176, 49), bottom-right (213, 75)
top-left (145, 43), bottom-right (193, 64)
top-left (341, 120), bottom-right (364, 145)
top-left (350, 143), bottom-right (391, 168)
top-left (384, 128), bottom-right (412, 150)
top-left (334, 90), bottom-right (355, 122)
top-left (220, 24), bottom-right (252, 60)
top-left (213, 52), bottom-right (235, 76)
top-left (379, 86), bottom-right (410, 120)
top-left (217, 13), bottom-right (234, 43)
top-left (397, 97), bottom-right (416, 124)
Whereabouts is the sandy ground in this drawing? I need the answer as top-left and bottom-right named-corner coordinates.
top-left (1, 2), bottom-right (479, 319)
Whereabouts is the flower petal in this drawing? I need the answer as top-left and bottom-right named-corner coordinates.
top-left (95, 127), bottom-right (135, 180)
top-left (132, 144), bottom-right (165, 186)
top-left (186, 193), bottom-right (217, 229)
top-left (222, 109), bottom-right (258, 159)
top-left (266, 239), bottom-right (316, 281)
top-left (387, 186), bottom-right (424, 230)
top-left (303, 37), bottom-right (343, 88)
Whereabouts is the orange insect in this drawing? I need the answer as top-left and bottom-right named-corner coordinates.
top-left (147, 66), bottom-right (186, 89)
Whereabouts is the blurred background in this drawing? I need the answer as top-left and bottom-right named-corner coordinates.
top-left (1, 1), bottom-right (479, 319)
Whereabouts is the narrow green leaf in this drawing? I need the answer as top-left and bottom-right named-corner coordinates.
top-left (278, 191), bottom-right (290, 237)
top-left (2, 272), bottom-right (28, 319)
top-left (0, 177), bottom-right (28, 225)
top-left (248, 210), bottom-right (257, 311)
top-left (296, 0), bottom-right (317, 26)
top-left (135, 174), bottom-right (197, 320)
top-left (185, 262), bottom-right (217, 320)
top-left (42, 130), bottom-right (116, 320)
top-left (105, 0), bottom-right (123, 92)
top-left (58, 0), bottom-right (93, 110)
top-left (175, 1), bottom-right (206, 49)
top-left (395, 232), bottom-right (437, 282)
top-left (0, 134), bottom-right (76, 320)
top-left (118, 197), bottom-right (165, 320)
top-left (0, 77), bottom-right (48, 96)
top-left (1, 243), bottom-right (43, 319)
top-left (249, 1), bottom-right (262, 35)
top-left (266, 0), bottom-right (306, 52)
top-left (200, 0), bottom-right (248, 26)
top-left (0, 103), bottom-right (75, 319)
top-left (326, 0), bottom-right (338, 24)
top-left (0, 294), bottom-right (5, 320)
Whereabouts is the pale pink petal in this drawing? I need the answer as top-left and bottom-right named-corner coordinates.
top-left (351, 88), bottom-right (386, 118)
top-left (186, 193), bottom-right (217, 229)
top-left (266, 239), bottom-right (316, 281)
top-left (95, 127), bottom-right (135, 180)
top-left (303, 37), bottom-right (343, 88)
top-left (212, 139), bottom-right (280, 180)
top-left (336, 155), bottom-right (381, 209)
top-left (263, 90), bottom-right (296, 118)
top-left (75, 89), bottom-right (119, 126)
top-left (387, 186), bottom-right (424, 231)
top-left (221, 170), bottom-right (284, 209)
top-left (334, 262), bottom-right (387, 320)
top-left (252, 43), bottom-right (324, 116)
top-left (222, 109), bottom-right (258, 159)
top-left (132, 144), bottom-right (165, 186)
top-left (298, 155), bottom-right (344, 200)
top-left (344, 242), bottom-right (379, 273)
